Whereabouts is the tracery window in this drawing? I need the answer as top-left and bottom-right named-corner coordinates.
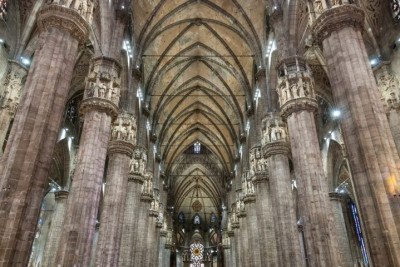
top-left (190, 241), bottom-right (204, 267)
top-left (178, 211), bottom-right (185, 224)
top-left (210, 212), bottom-right (217, 224)
top-left (194, 141), bottom-right (201, 153)
top-left (193, 213), bottom-right (201, 225)
top-left (392, 0), bottom-right (400, 22)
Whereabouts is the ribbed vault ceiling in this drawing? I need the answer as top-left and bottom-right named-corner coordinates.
top-left (134, 0), bottom-right (263, 220)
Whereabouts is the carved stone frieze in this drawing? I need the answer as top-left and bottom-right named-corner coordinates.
top-left (141, 172), bottom-right (154, 202)
top-left (37, 4), bottom-right (89, 44)
top-left (45, 0), bottom-right (95, 22)
top-left (0, 61), bottom-right (28, 116)
top-left (374, 64), bottom-right (400, 112)
top-left (312, 4), bottom-right (365, 45)
top-left (80, 57), bottom-right (122, 118)
top-left (149, 199), bottom-right (160, 217)
top-left (277, 57), bottom-right (318, 118)
top-left (261, 115), bottom-right (290, 158)
top-left (249, 146), bottom-right (267, 178)
top-left (129, 146), bottom-right (147, 177)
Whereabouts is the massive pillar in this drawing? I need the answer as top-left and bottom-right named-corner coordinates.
top-left (252, 165), bottom-right (278, 266)
top-left (41, 190), bottom-right (69, 267)
top-left (329, 192), bottom-right (353, 267)
top-left (118, 146), bottom-right (147, 266)
top-left (145, 197), bottom-right (160, 266)
top-left (231, 205), bottom-right (241, 266)
top-left (261, 114), bottom-right (303, 266)
top-left (56, 57), bottom-right (121, 266)
top-left (0, 60), bottom-right (27, 154)
top-left (313, 5), bottom-right (400, 266)
top-left (95, 113), bottom-right (136, 266)
top-left (133, 172), bottom-right (153, 266)
top-left (276, 56), bottom-right (339, 266)
top-left (0, 4), bottom-right (88, 265)
top-left (244, 159), bottom-right (261, 267)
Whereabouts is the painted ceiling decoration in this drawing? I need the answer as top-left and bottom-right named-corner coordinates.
top-left (133, 0), bottom-right (265, 221)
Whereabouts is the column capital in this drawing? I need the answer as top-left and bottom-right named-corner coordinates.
top-left (227, 230), bottom-right (235, 237)
top-left (243, 195), bottom-right (256, 204)
top-left (261, 115), bottom-right (290, 157)
top-left (312, 4), bottom-right (364, 45)
top-left (37, 4), bottom-right (89, 44)
top-left (277, 57), bottom-right (318, 118)
top-left (108, 113), bottom-right (137, 155)
top-left (80, 57), bottom-right (122, 119)
top-left (141, 172), bottom-right (154, 202)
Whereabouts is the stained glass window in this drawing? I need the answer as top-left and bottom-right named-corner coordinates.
top-left (194, 214), bottom-right (201, 225)
top-left (194, 141), bottom-right (201, 153)
top-left (190, 241), bottom-right (204, 267)
top-left (392, 0), bottom-right (400, 22)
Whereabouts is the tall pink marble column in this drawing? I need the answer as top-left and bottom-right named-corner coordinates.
top-left (56, 57), bottom-right (121, 266)
top-left (133, 172), bottom-right (153, 266)
top-left (118, 146), bottom-right (147, 266)
top-left (252, 167), bottom-right (278, 266)
top-left (0, 60), bottom-right (27, 154)
top-left (0, 5), bottom-right (88, 266)
top-left (41, 190), bottom-right (69, 267)
top-left (313, 5), bottom-right (400, 266)
top-left (262, 114), bottom-right (303, 266)
top-left (277, 56), bottom-right (340, 266)
top-left (95, 113), bottom-right (136, 266)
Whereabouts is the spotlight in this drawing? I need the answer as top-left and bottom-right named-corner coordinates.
top-left (21, 57), bottom-right (30, 66)
top-left (331, 109), bottom-right (341, 118)
top-left (370, 57), bottom-right (379, 67)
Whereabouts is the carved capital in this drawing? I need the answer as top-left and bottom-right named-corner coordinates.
top-left (129, 146), bottom-right (148, 176)
top-left (263, 141), bottom-right (290, 158)
top-left (312, 4), bottom-right (364, 45)
top-left (81, 57), bottom-right (122, 117)
top-left (227, 230), bottom-right (235, 237)
top-left (37, 4), bottom-right (89, 44)
top-left (261, 115), bottom-right (289, 156)
top-left (277, 57), bottom-right (318, 117)
top-left (108, 140), bottom-right (134, 156)
top-left (111, 113), bottom-right (137, 143)
top-left (374, 64), bottom-right (400, 112)
top-left (243, 194), bottom-right (256, 204)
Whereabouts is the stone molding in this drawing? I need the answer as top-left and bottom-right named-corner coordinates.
top-left (128, 173), bottom-right (145, 184)
top-left (227, 230), bottom-right (235, 237)
top-left (329, 192), bottom-right (346, 201)
top-left (108, 140), bottom-right (135, 156)
top-left (312, 4), bottom-right (364, 45)
top-left (55, 190), bottom-right (69, 200)
top-left (263, 141), bottom-right (290, 158)
top-left (252, 171), bottom-right (269, 184)
top-left (160, 229), bottom-right (168, 237)
top-left (79, 97), bottom-right (119, 118)
top-left (37, 4), bottom-right (89, 44)
top-left (243, 194), bottom-right (256, 204)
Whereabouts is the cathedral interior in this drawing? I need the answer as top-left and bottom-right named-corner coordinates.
top-left (1, 0), bottom-right (400, 266)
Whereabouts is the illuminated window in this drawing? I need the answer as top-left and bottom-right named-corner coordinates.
top-left (194, 214), bottom-right (201, 225)
top-left (210, 212), bottom-right (217, 224)
top-left (392, 0), bottom-right (400, 22)
top-left (190, 241), bottom-right (204, 266)
top-left (194, 141), bottom-right (201, 153)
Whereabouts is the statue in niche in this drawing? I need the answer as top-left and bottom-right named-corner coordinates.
top-left (314, 0), bottom-right (324, 15)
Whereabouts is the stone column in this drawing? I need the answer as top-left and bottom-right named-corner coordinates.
top-left (374, 63), bottom-right (400, 154)
top-left (237, 199), bottom-right (249, 267)
top-left (0, 60), bottom-right (27, 154)
top-left (118, 146), bottom-right (146, 266)
top-left (253, 170), bottom-right (278, 266)
top-left (41, 190), bottom-right (69, 267)
top-left (242, 169), bottom-right (261, 267)
top-left (133, 172), bottom-right (153, 266)
top-left (0, 4), bottom-right (88, 266)
top-left (261, 114), bottom-right (303, 266)
top-left (222, 231), bottom-right (231, 267)
top-left (145, 197), bottom-right (160, 266)
top-left (164, 229), bottom-right (173, 267)
top-left (276, 57), bottom-right (339, 266)
top-left (231, 205), bottom-right (241, 266)
top-left (56, 57), bottom-right (121, 266)
top-left (329, 192), bottom-right (353, 267)
top-left (313, 5), bottom-right (400, 266)
top-left (95, 113), bottom-right (136, 266)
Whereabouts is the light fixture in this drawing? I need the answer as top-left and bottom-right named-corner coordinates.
top-left (21, 57), bottom-right (30, 66)
top-left (331, 109), bottom-right (341, 118)
top-left (370, 57), bottom-right (380, 67)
